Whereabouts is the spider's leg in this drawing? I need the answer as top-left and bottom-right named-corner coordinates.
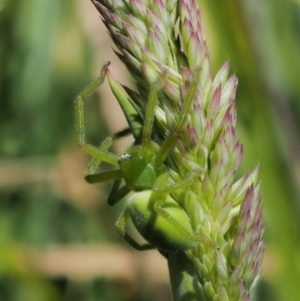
top-left (107, 182), bottom-right (131, 206)
top-left (75, 61), bottom-right (119, 166)
top-left (86, 127), bottom-right (132, 175)
top-left (85, 165), bottom-right (130, 207)
top-left (154, 68), bottom-right (201, 170)
top-left (152, 170), bottom-right (219, 249)
top-left (85, 169), bottom-right (123, 184)
top-left (141, 69), bottom-right (169, 156)
top-left (75, 61), bottom-right (110, 149)
top-left (116, 207), bottom-right (155, 251)
top-left (152, 169), bottom-right (202, 197)
top-left (153, 202), bottom-right (219, 249)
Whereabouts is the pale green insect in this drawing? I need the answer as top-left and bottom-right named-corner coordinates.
top-left (75, 62), bottom-right (218, 252)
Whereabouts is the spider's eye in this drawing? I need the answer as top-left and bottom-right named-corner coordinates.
top-left (118, 153), bottom-right (132, 163)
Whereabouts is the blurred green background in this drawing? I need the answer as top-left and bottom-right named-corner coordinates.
top-left (0, 0), bottom-right (300, 300)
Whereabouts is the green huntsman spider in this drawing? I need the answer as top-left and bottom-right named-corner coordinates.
top-left (75, 61), bottom-right (218, 252)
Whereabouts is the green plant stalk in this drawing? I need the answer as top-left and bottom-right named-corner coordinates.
top-left (167, 252), bottom-right (201, 301)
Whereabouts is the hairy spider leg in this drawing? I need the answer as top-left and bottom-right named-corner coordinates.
top-left (83, 129), bottom-right (131, 206)
top-left (75, 60), bottom-right (144, 168)
top-left (86, 127), bottom-right (132, 175)
top-left (151, 169), bottom-right (218, 249)
top-left (107, 180), bottom-right (131, 206)
top-left (154, 67), bottom-right (201, 170)
top-left (116, 209), bottom-right (155, 251)
top-left (83, 128), bottom-right (133, 186)
top-left (75, 61), bottom-right (120, 167)
top-left (153, 203), bottom-right (218, 249)
top-left (141, 68), bottom-right (169, 158)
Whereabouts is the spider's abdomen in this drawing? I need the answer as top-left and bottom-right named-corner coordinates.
top-left (128, 190), bottom-right (196, 252)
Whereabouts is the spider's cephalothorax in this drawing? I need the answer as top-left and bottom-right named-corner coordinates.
top-left (75, 62), bottom-right (218, 252)
top-left (118, 143), bottom-right (159, 192)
